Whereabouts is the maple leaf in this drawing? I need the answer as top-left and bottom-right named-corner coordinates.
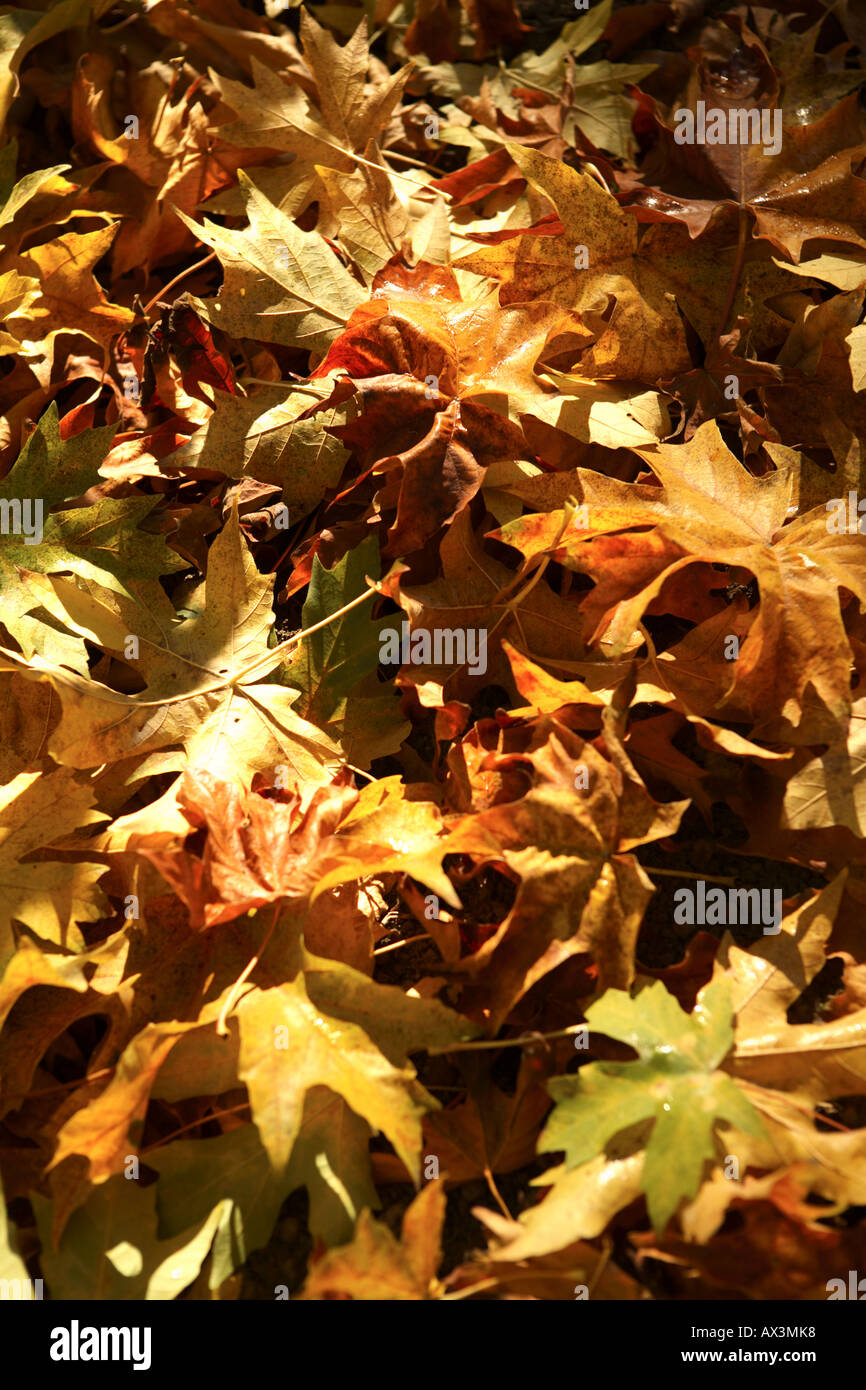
top-left (0, 267), bottom-right (41, 354)
top-left (6, 508), bottom-right (341, 788)
top-left (471, 1152), bottom-right (645, 1264)
top-left (122, 765), bottom-right (454, 924)
top-left (32, 1174), bottom-right (234, 1300)
top-left (524, 365), bottom-right (671, 449)
top-left (314, 261), bottom-right (577, 553)
top-left (69, 51), bottom-right (255, 277)
top-left (0, 927), bottom-right (128, 1110)
top-left (454, 143), bottom-right (692, 380)
top-left (654, 877), bottom-right (866, 1235)
top-left (317, 150), bottom-right (449, 283)
top-left (773, 8), bottom-right (866, 124)
top-left (495, 421), bottom-right (866, 740)
top-left (402, 1052), bottom-right (551, 1185)
top-left (0, 767), bottom-right (107, 983)
top-left (503, 0), bottom-right (656, 161)
top-left (4, 223), bottom-right (134, 352)
top-left (438, 722), bottom-right (688, 1025)
top-left (722, 874), bottom-right (866, 1105)
top-left (502, 640), bottom-right (606, 719)
top-left (540, 978), bottom-right (765, 1233)
top-left (212, 13), bottom-right (412, 171)
top-left (297, 10), bottom-right (414, 154)
top-left (0, 404), bottom-right (185, 666)
top-left (165, 383), bottom-right (350, 524)
top-left (236, 976), bottom-right (425, 1177)
top-left (378, 505), bottom-right (586, 705)
top-left (0, 140), bottom-right (69, 234)
top-left (0, 1), bottom-right (118, 138)
top-left (780, 697), bottom-right (866, 836)
top-left (138, 768), bottom-right (359, 928)
top-left (301, 948), bottom-right (481, 1061)
top-left (298, 1180), bottom-right (446, 1300)
top-left (175, 171), bottom-right (366, 354)
top-left (48, 1023), bottom-right (184, 1185)
top-left (629, 74), bottom-right (866, 257)
top-left (198, 12), bottom-right (425, 249)
top-left (150, 1088), bottom-right (377, 1256)
top-left (5, 0), bottom-right (866, 1311)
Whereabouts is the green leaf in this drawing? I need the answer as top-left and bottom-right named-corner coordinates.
top-left (151, 1091), bottom-right (377, 1264)
top-left (150, 1124), bottom-right (296, 1287)
top-left (33, 1176), bottom-right (232, 1300)
top-left (540, 979), bottom-right (766, 1233)
top-left (283, 534), bottom-right (384, 724)
top-left (1, 404), bottom-right (185, 663)
top-left (0, 139), bottom-right (69, 231)
top-left (282, 534), bottom-right (409, 763)
top-left (301, 945), bottom-right (481, 1065)
top-left (19, 508), bottom-right (340, 788)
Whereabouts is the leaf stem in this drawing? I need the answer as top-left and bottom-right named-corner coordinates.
top-left (234, 581), bottom-right (378, 681)
top-left (716, 205), bottom-right (750, 340)
top-left (142, 251), bottom-right (217, 315)
top-left (427, 1024), bottom-right (588, 1055)
top-left (644, 867), bottom-right (736, 885)
top-left (310, 135), bottom-right (437, 191)
top-left (237, 379), bottom-right (333, 395)
top-left (140, 1101), bottom-right (251, 1153)
top-left (489, 504), bottom-right (573, 612)
top-left (385, 149), bottom-right (444, 176)
top-left (0, 580), bottom-right (380, 714)
top-left (440, 1278), bottom-right (501, 1300)
top-left (373, 933), bottom-right (433, 955)
top-left (484, 1164), bottom-right (513, 1220)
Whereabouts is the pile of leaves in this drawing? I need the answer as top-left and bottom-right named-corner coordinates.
top-left (1, 0), bottom-right (866, 1302)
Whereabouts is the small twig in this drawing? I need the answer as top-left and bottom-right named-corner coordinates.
top-left (442, 1266), bottom-right (594, 1299)
top-left (343, 763), bottom-right (376, 784)
top-left (306, 136), bottom-right (439, 191)
top-left (100, 11), bottom-right (141, 34)
top-left (489, 503), bottom-right (573, 612)
top-left (315, 1152), bottom-right (357, 1223)
top-left (587, 1240), bottom-right (614, 1297)
top-left (0, 582), bottom-right (381, 714)
top-left (736, 1079), bottom-right (852, 1134)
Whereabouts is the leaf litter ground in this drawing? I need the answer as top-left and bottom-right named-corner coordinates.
top-left (1, 0), bottom-right (866, 1303)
